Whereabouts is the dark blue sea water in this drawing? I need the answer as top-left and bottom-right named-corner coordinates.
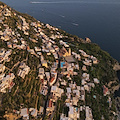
top-left (1, 0), bottom-right (120, 62)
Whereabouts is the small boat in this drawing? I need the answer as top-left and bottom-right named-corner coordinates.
top-left (72, 23), bottom-right (79, 26)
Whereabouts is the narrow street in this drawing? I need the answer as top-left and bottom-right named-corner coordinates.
top-left (42, 56), bottom-right (61, 120)
top-left (42, 84), bottom-right (51, 120)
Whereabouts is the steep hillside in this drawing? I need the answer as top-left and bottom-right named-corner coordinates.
top-left (0, 1), bottom-right (119, 120)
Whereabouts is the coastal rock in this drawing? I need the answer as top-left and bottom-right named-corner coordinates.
top-left (108, 81), bottom-right (119, 93)
top-left (113, 62), bottom-right (120, 71)
top-left (85, 37), bottom-right (91, 43)
top-left (111, 84), bottom-right (120, 93)
top-left (115, 97), bottom-right (120, 119)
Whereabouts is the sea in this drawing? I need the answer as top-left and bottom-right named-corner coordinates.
top-left (0, 0), bottom-right (120, 94)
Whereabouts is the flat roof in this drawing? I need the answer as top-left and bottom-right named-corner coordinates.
top-left (65, 56), bottom-right (76, 63)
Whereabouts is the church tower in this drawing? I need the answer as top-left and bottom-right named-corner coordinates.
top-left (69, 48), bottom-right (71, 56)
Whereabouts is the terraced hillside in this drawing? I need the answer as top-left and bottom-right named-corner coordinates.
top-left (0, 1), bottom-right (119, 120)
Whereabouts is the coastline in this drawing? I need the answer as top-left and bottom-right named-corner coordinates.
top-left (0, 1), bottom-right (120, 119)
top-left (114, 70), bottom-right (120, 120)
top-left (115, 70), bottom-right (120, 97)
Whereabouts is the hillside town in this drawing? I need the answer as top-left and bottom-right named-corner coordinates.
top-left (0, 2), bottom-right (119, 120)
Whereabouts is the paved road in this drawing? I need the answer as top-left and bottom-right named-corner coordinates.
top-left (42, 85), bottom-right (51, 120)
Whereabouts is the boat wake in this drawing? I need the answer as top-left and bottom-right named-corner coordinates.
top-left (59, 15), bottom-right (65, 18)
top-left (30, 1), bottom-right (70, 4)
top-left (30, 1), bottom-right (120, 4)
top-left (72, 23), bottom-right (79, 26)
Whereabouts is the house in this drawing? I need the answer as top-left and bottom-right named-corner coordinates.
top-left (30, 38), bottom-right (38, 43)
top-left (17, 69), bottom-right (25, 79)
top-left (81, 87), bottom-right (85, 101)
top-left (0, 31), bottom-right (3, 35)
top-left (38, 68), bottom-right (44, 79)
top-left (81, 79), bottom-right (87, 85)
top-left (82, 65), bottom-right (87, 71)
top-left (28, 49), bottom-right (36, 56)
top-left (39, 68), bottom-right (44, 75)
top-left (12, 44), bottom-right (17, 49)
top-left (0, 56), bottom-right (4, 63)
top-left (79, 50), bottom-right (89, 58)
top-left (66, 87), bottom-right (71, 94)
top-left (53, 52), bottom-right (58, 59)
top-left (0, 73), bottom-right (15, 93)
top-left (51, 85), bottom-right (64, 98)
top-left (0, 64), bottom-right (5, 73)
top-left (52, 62), bottom-right (58, 69)
top-left (85, 106), bottom-right (93, 120)
top-left (65, 56), bottom-right (75, 63)
top-left (37, 23), bottom-right (41, 27)
top-left (68, 106), bottom-right (78, 120)
top-left (19, 62), bottom-right (26, 68)
top-left (72, 97), bottom-right (79, 106)
top-left (47, 52), bottom-right (51, 55)
top-left (18, 63), bottom-right (30, 79)
top-left (41, 60), bottom-right (48, 68)
top-left (40, 86), bottom-right (48, 96)
top-left (49, 72), bottom-right (57, 86)
top-left (58, 47), bottom-right (71, 58)
top-left (37, 52), bottom-right (42, 56)
top-left (103, 85), bottom-right (110, 96)
top-left (88, 83), bottom-right (95, 88)
top-left (73, 72), bottom-right (78, 75)
top-left (50, 35), bottom-right (56, 40)
top-left (7, 42), bottom-right (12, 48)
top-left (46, 42), bottom-right (52, 48)
top-left (45, 72), bottom-right (50, 81)
top-left (75, 54), bottom-right (81, 60)
top-left (49, 47), bottom-right (55, 53)
top-left (82, 73), bottom-right (90, 81)
top-left (53, 45), bottom-right (59, 51)
top-left (61, 80), bottom-right (67, 86)
top-left (93, 58), bottom-right (98, 64)
top-left (43, 80), bottom-right (47, 85)
top-left (59, 40), bottom-right (64, 45)
top-left (69, 82), bottom-right (76, 89)
top-left (60, 114), bottom-right (69, 120)
top-left (72, 52), bottom-right (81, 60)
top-left (93, 78), bottom-right (99, 84)
top-left (83, 59), bottom-right (92, 66)
top-left (21, 39), bottom-right (26, 45)
top-left (39, 106), bottom-right (44, 115)
top-left (77, 86), bottom-right (81, 91)
top-left (84, 85), bottom-right (89, 91)
top-left (4, 50), bottom-right (12, 59)
top-left (20, 108), bottom-right (29, 120)
top-left (21, 44), bottom-right (26, 50)
top-left (0, 73), bottom-right (5, 80)
top-left (12, 39), bottom-right (18, 43)
top-left (46, 100), bottom-right (55, 112)
top-left (44, 49), bottom-right (49, 53)
top-left (29, 108), bottom-right (38, 117)
top-left (90, 56), bottom-right (98, 64)
top-left (34, 47), bottom-right (41, 52)
top-left (73, 89), bottom-right (80, 97)
top-left (4, 35), bottom-right (10, 41)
